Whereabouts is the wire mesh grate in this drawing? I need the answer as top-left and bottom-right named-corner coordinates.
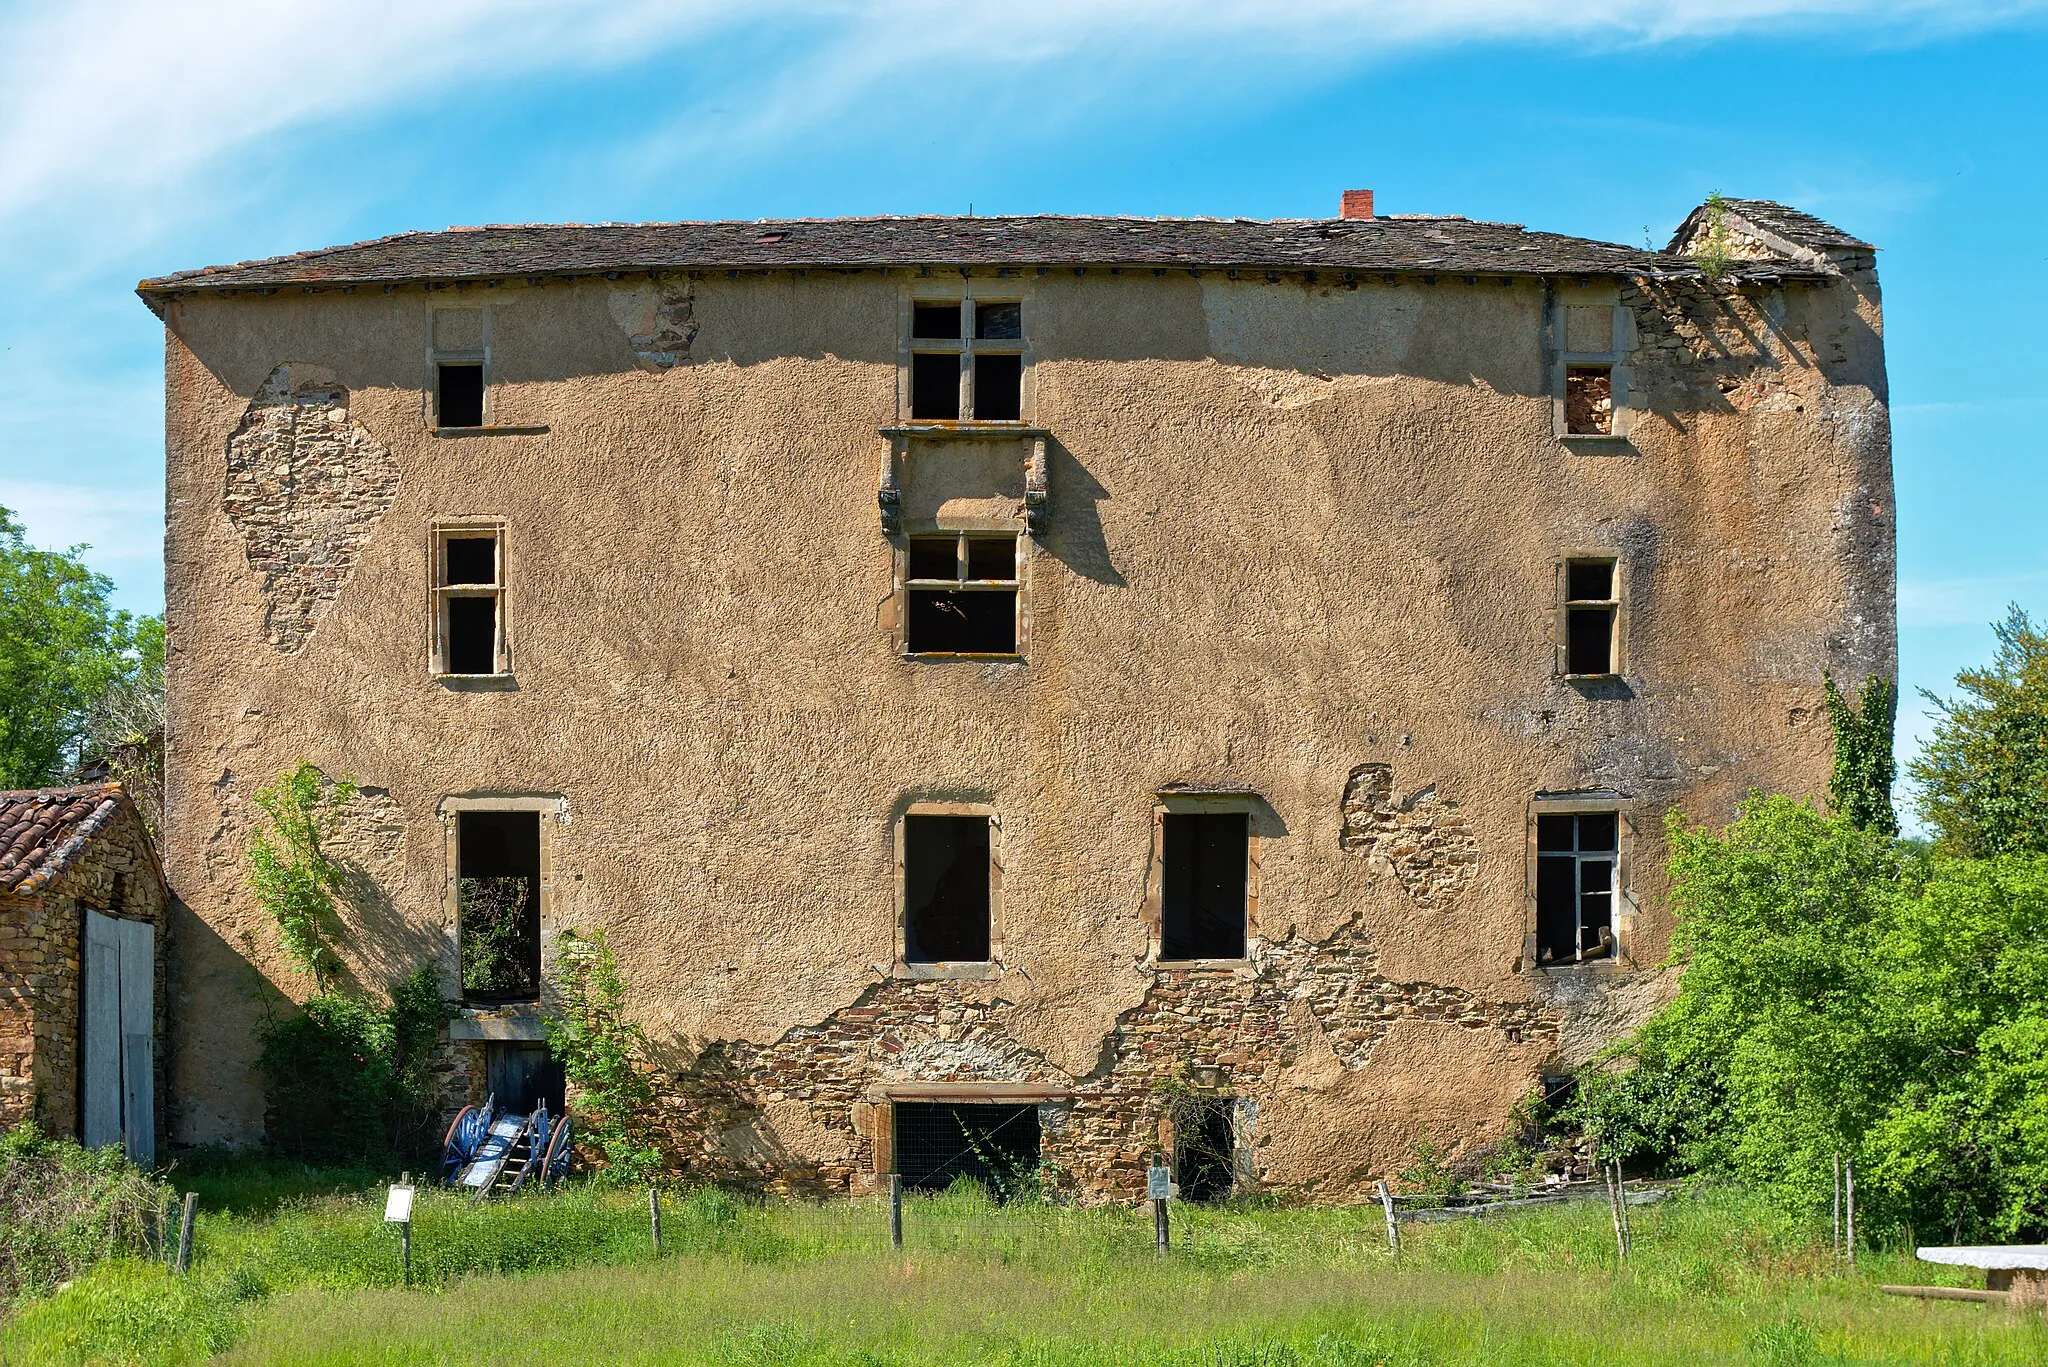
top-left (893, 1102), bottom-right (1041, 1196)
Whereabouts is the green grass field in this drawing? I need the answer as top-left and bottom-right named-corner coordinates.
top-left (2, 1174), bottom-right (2040, 1366)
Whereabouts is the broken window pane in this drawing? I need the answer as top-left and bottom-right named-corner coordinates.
top-left (458, 811), bottom-right (541, 1002)
top-left (444, 536), bottom-right (496, 586)
top-left (913, 304), bottom-right (961, 340)
top-left (1174, 1098), bottom-right (1235, 1203)
top-left (911, 353), bottom-right (960, 420)
top-left (904, 814), bottom-right (991, 963)
top-left (1161, 813), bottom-right (1247, 960)
top-left (965, 537), bottom-right (1015, 582)
top-left (1565, 366), bottom-right (1612, 435)
top-left (446, 596), bottom-right (498, 675)
top-left (1535, 811), bottom-right (1618, 965)
top-left (437, 363), bottom-right (484, 428)
top-left (906, 589), bottom-right (1016, 654)
top-left (975, 302), bottom-right (1022, 340)
top-left (974, 353), bottom-right (1022, 421)
top-left (893, 1101), bottom-right (1040, 1197)
top-left (907, 537), bottom-right (959, 582)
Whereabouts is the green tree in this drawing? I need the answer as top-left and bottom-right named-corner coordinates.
top-left (0, 505), bottom-right (155, 788)
top-left (1824, 672), bottom-right (1897, 835)
top-left (546, 929), bottom-right (659, 1182)
top-left (1910, 606), bottom-right (2048, 857)
top-left (246, 762), bottom-right (357, 990)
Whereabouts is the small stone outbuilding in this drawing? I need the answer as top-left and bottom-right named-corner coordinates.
top-left (0, 784), bottom-right (166, 1163)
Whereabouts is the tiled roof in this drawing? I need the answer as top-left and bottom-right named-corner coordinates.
top-left (1720, 200), bottom-right (1872, 252)
top-left (0, 783), bottom-right (132, 897)
top-left (136, 211), bottom-right (1832, 299)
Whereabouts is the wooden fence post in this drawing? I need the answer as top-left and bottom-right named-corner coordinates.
top-left (649, 1187), bottom-right (663, 1257)
top-left (1614, 1162), bottom-right (1632, 1257)
top-left (888, 1173), bottom-right (903, 1250)
top-left (1833, 1154), bottom-right (1842, 1257)
top-left (1845, 1158), bottom-right (1856, 1261)
top-left (1604, 1164), bottom-right (1627, 1262)
top-left (1377, 1181), bottom-right (1400, 1253)
top-left (174, 1192), bottom-right (198, 1276)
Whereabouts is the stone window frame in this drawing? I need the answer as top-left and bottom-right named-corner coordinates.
top-left (1143, 790), bottom-right (1264, 969)
top-left (427, 305), bottom-right (492, 434)
top-left (428, 519), bottom-right (511, 679)
top-left (892, 800), bottom-right (1005, 981)
top-left (437, 793), bottom-right (568, 1011)
top-left (1547, 286), bottom-right (1633, 445)
top-left (1523, 791), bottom-right (1637, 971)
top-left (1555, 551), bottom-right (1625, 680)
top-left (898, 281), bottom-right (1036, 426)
top-left (893, 524), bottom-right (1031, 663)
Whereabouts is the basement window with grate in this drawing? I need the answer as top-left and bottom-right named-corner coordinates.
top-left (1535, 810), bottom-right (1618, 965)
top-left (434, 525), bottom-right (506, 676)
top-left (903, 534), bottom-right (1019, 656)
top-left (458, 810), bottom-right (542, 1002)
top-left (892, 1101), bottom-right (1040, 1197)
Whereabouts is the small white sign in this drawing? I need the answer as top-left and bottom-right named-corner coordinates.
top-left (1147, 1166), bottom-right (1173, 1201)
top-left (384, 1184), bottom-right (416, 1224)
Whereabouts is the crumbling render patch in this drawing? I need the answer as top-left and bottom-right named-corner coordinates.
top-left (1339, 764), bottom-right (1479, 913)
top-left (223, 365), bottom-right (399, 654)
top-left (606, 279), bottom-right (698, 371)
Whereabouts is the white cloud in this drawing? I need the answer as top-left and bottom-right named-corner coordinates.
top-left (1899, 573), bottom-right (2048, 629)
top-left (1, 0), bottom-right (2039, 223)
top-left (0, 479), bottom-right (162, 561)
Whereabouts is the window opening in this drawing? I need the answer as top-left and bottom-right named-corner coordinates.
top-left (437, 363), bottom-right (485, 429)
top-left (913, 303), bottom-right (962, 340)
top-left (1564, 559), bottom-right (1617, 676)
top-left (1161, 813), bottom-right (1248, 960)
top-left (435, 528), bottom-right (504, 675)
top-left (910, 353), bottom-right (960, 419)
top-left (1174, 1097), bottom-right (1235, 1203)
top-left (975, 302), bottom-right (1022, 340)
top-left (974, 354), bottom-right (1022, 420)
top-left (1565, 366), bottom-right (1612, 435)
top-left (893, 1101), bottom-right (1040, 1198)
top-left (903, 814), bottom-right (992, 963)
top-left (904, 534), bottom-right (1018, 655)
top-left (458, 810), bottom-right (541, 1001)
top-left (1536, 811), bottom-right (1618, 964)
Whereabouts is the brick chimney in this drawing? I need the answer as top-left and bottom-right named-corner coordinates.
top-left (1339, 189), bottom-right (1374, 220)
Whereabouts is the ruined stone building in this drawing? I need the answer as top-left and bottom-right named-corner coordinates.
top-left (138, 192), bottom-right (1892, 1200)
top-left (1, 783), bottom-right (166, 1162)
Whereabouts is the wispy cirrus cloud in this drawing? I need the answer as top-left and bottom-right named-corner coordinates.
top-left (1, 0), bottom-right (2041, 224)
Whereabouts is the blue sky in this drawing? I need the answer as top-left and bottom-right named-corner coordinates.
top-left (0, 0), bottom-right (2042, 820)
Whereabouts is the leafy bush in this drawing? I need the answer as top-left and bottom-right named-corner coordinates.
top-left (255, 967), bottom-right (451, 1162)
top-left (245, 761), bottom-right (356, 988)
top-left (0, 1123), bottom-right (172, 1307)
top-left (546, 928), bottom-right (660, 1183)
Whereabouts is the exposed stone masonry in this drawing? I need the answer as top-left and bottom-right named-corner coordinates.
top-left (1339, 764), bottom-right (1480, 915)
top-left (223, 364), bottom-right (399, 654)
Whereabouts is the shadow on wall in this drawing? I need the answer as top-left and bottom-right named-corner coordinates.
top-left (1041, 441), bottom-right (1124, 588)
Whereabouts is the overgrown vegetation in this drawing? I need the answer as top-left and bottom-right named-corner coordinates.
top-left (1570, 628), bottom-right (2048, 1242)
top-left (1690, 190), bottom-right (1737, 281)
top-left (1, 1123), bottom-right (171, 1309)
top-left (545, 928), bottom-right (659, 1182)
top-left (3, 1178), bottom-right (2042, 1366)
top-left (247, 763), bottom-right (449, 1161)
top-left (0, 503), bottom-right (161, 790)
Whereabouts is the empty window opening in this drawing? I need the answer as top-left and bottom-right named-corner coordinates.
top-left (1161, 813), bottom-right (1248, 960)
top-left (904, 814), bottom-right (991, 963)
top-left (437, 363), bottom-right (485, 429)
top-left (485, 1042), bottom-right (565, 1115)
top-left (1536, 811), bottom-right (1618, 965)
top-left (1565, 559), bottom-right (1618, 676)
top-left (975, 302), bottom-right (1022, 340)
top-left (436, 528), bottom-right (504, 675)
top-left (904, 534), bottom-right (1018, 655)
top-left (1174, 1098), bottom-right (1235, 1203)
top-left (974, 353), bottom-right (1023, 421)
top-left (459, 810), bottom-right (541, 1002)
top-left (893, 1101), bottom-right (1040, 1198)
top-left (913, 303), bottom-right (962, 339)
top-left (1565, 366), bottom-right (1612, 435)
top-left (911, 352), bottom-right (960, 419)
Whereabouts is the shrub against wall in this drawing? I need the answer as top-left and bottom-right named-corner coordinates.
top-left (1, 1122), bottom-right (171, 1307)
top-left (545, 929), bottom-right (658, 1183)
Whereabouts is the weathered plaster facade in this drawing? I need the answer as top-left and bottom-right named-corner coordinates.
top-left (0, 786), bottom-right (167, 1141)
top-left (144, 199), bottom-right (1892, 1198)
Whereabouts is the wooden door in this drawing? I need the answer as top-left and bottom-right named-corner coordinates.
top-left (80, 910), bottom-right (154, 1165)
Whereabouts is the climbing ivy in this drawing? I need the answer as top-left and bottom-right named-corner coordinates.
top-left (1824, 672), bottom-right (1899, 835)
top-left (246, 761), bottom-right (356, 989)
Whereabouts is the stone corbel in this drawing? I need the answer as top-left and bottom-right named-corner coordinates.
top-left (1025, 435), bottom-right (1049, 539)
top-left (878, 432), bottom-right (905, 539)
